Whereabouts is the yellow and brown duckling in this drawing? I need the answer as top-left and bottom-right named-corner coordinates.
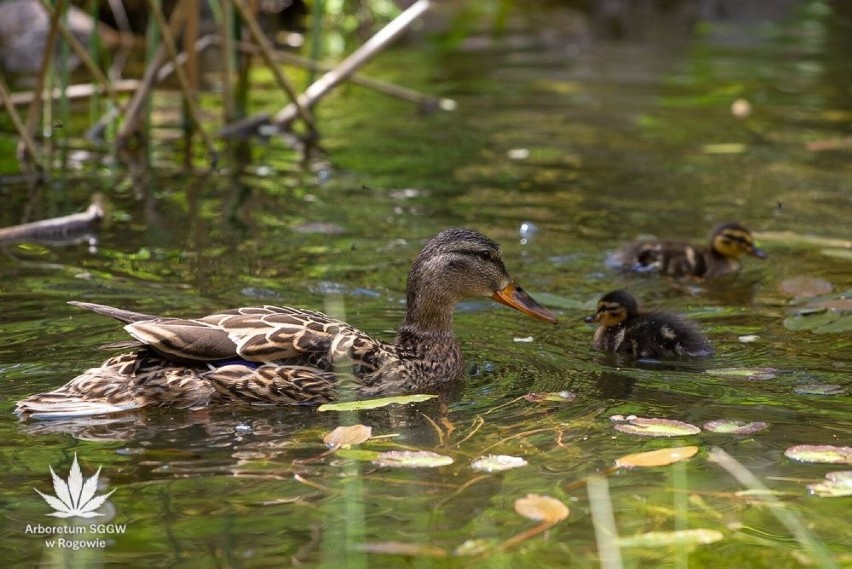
top-left (611, 222), bottom-right (767, 278)
top-left (585, 290), bottom-right (713, 358)
top-left (16, 228), bottom-right (557, 419)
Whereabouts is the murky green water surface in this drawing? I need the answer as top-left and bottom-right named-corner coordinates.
top-left (1, 3), bottom-right (850, 568)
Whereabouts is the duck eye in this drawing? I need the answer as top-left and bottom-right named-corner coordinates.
top-left (474, 250), bottom-right (495, 261)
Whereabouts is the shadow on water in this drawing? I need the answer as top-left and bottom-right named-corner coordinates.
top-left (0, 1), bottom-right (851, 567)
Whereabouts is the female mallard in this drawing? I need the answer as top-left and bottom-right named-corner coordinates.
top-left (16, 228), bottom-right (557, 419)
top-left (585, 290), bottom-right (712, 358)
top-left (610, 222), bottom-right (767, 278)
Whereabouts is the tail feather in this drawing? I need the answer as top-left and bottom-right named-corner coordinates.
top-left (68, 301), bottom-right (156, 324)
top-left (16, 360), bottom-right (142, 420)
top-left (16, 397), bottom-right (140, 420)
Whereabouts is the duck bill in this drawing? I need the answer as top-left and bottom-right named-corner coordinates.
top-left (492, 284), bottom-right (558, 324)
top-left (749, 246), bottom-right (768, 259)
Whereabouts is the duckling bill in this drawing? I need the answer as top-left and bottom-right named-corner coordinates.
top-left (585, 290), bottom-right (713, 358)
top-left (16, 228), bottom-right (557, 419)
top-left (611, 221), bottom-right (766, 278)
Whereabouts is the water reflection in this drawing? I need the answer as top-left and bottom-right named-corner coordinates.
top-left (1, 2), bottom-right (851, 567)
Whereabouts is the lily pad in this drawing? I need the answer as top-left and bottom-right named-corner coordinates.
top-left (615, 446), bottom-right (699, 468)
top-left (807, 471), bottom-right (852, 497)
top-left (706, 367), bottom-right (777, 381)
top-left (323, 424), bottom-right (372, 449)
top-left (318, 394), bottom-right (437, 412)
top-left (783, 293), bottom-right (852, 334)
top-left (372, 450), bottom-right (454, 469)
top-left (784, 445), bottom-right (852, 465)
top-left (702, 420), bottom-right (769, 435)
top-left (523, 391), bottom-right (577, 403)
top-left (614, 417), bottom-right (701, 437)
top-left (617, 528), bottom-right (724, 548)
top-left (793, 384), bottom-right (845, 396)
top-left (779, 276), bottom-right (833, 298)
top-left (471, 455), bottom-right (528, 472)
top-left (514, 494), bottom-right (569, 524)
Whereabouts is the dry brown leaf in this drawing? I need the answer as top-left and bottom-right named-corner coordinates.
top-left (514, 494), bottom-right (569, 524)
top-left (615, 446), bottom-right (699, 468)
top-left (323, 424), bottom-right (372, 449)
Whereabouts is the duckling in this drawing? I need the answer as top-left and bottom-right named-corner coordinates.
top-left (610, 222), bottom-right (766, 278)
top-left (16, 228), bottom-right (558, 419)
top-left (585, 290), bottom-right (713, 358)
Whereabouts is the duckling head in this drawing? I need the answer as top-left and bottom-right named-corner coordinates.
top-left (404, 228), bottom-right (557, 331)
top-left (710, 222), bottom-right (767, 260)
top-left (584, 290), bottom-right (637, 328)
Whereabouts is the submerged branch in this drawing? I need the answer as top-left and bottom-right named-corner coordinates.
top-left (272, 0), bottom-right (432, 130)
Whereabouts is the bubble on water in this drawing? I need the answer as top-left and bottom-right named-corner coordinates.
top-left (519, 221), bottom-right (539, 245)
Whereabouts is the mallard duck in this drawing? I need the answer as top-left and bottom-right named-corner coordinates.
top-left (610, 222), bottom-right (767, 278)
top-left (16, 228), bottom-right (557, 419)
top-left (585, 290), bottom-right (713, 358)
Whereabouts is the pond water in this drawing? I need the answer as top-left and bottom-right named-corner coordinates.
top-left (1, 2), bottom-right (851, 568)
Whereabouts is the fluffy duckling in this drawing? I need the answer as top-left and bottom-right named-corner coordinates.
top-left (585, 290), bottom-right (713, 358)
top-left (611, 222), bottom-right (767, 278)
top-left (16, 228), bottom-right (558, 419)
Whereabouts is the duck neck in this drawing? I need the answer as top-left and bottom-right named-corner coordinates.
top-left (398, 297), bottom-right (457, 340)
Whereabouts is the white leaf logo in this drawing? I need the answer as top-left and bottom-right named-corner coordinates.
top-left (34, 453), bottom-right (115, 518)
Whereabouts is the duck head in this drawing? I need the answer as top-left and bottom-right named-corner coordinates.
top-left (710, 222), bottom-right (767, 260)
top-left (403, 228), bottom-right (557, 331)
top-left (585, 290), bottom-right (637, 328)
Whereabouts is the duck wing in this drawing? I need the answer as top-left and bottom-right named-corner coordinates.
top-left (125, 305), bottom-right (386, 367)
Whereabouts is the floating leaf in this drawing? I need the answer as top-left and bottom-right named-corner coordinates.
top-left (323, 424), bottom-right (373, 449)
top-left (785, 445), bottom-right (852, 465)
top-left (614, 418), bottom-right (701, 437)
top-left (783, 309), bottom-right (836, 331)
top-left (779, 276), bottom-right (833, 298)
top-left (523, 391), bottom-right (577, 403)
top-left (793, 384), bottom-right (845, 396)
top-left (355, 542), bottom-right (448, 557)
top-left (471, 455), bottom-right (528, 472)
top-left (814, 316), bottom-right (852, 333)
top-left (702, 420), bottom-right (769, 435)
top-left (706, 367), bottom-right (777, 381)
top-left (615, 446), bottom-right (699, 468)
top-left (738, 335), bottom-right (760, 343)
top-left (514, 494), bottom-right (569, 524)
top-left (318, 394), bottom-right (437, 412)
top-left (808, 471), bottom-right (852, 497)
top-left (617, 528), bottom-right (724, 548)
top-left (372, 451), bottom-right (454, 469)
top-left (783, 294), bottom-right (852, 334)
